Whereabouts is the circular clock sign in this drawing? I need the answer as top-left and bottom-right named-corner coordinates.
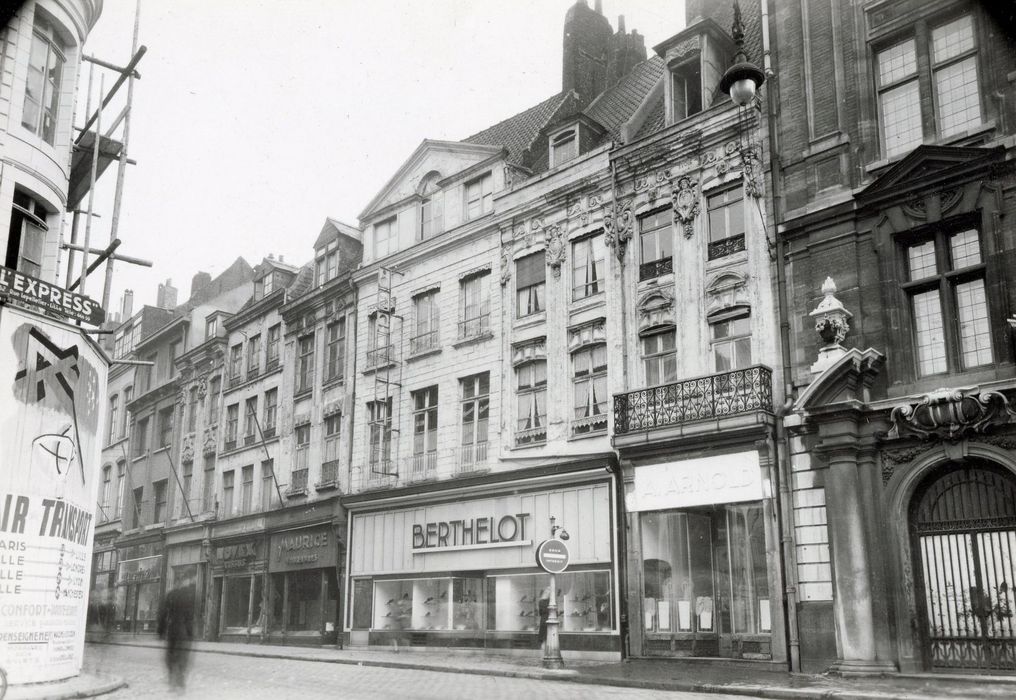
top-left (535, 538), bottom-right (570, 574)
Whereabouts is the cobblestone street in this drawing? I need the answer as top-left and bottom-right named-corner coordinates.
top-left (82, 644), bottom-right (758, 700)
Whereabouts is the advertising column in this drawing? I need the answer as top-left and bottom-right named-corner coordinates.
top-left (0, 307), bottom-right (107, 683)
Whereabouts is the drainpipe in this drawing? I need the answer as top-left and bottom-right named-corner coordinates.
top-left (762, 0), bottom-right (802, 673)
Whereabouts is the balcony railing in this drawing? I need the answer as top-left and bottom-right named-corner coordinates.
top-left (613, 365), bottom-right (773, 435)
top-left (639, 256), bottom-right (673, 282)
top-left (266, 356), bottom-right (279, 372)
top-left (228, 373), bottom-right (243, 389)
top-left (707, 233), bottom-right (746, 261)
top-left (366, 345), bottom-right (393, 369)
top-left (407, 451), bottom-right (438, 480)
top-left (409, 330), bottom-right (440, 356)
top-left (224, 439), bottom-right (237, 451)
top-left (243, 434), bottom-right (256, 446)
top-left (247, 367), bottom-right (260, 381)
top-left (456, 442), bottom-right (489, 473)
top-left (515, 423), bottom-right (547, 447)
top-left (288, 468), bottom-right (309, 494)
top-left (458, 310), bottom-right (491, 340)
top-left (571, 412), bottom-right (608, 436)
top-left (319, 459), bottom-right (339, 485)
top-left (262, 425), bottom-right (276, 439)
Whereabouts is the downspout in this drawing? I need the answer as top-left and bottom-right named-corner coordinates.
top-left (762, 0), bottom-right (801, 673)
top-left (339, 275), bottom-right (357, 649)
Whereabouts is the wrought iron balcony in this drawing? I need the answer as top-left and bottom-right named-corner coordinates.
top-left (456, 442), bottom-right (489, 473)
top-left (707, 233), bottom-right (746, 261)
top-left (288, 468), bottom-right (309, 494)
top-left (408, 451), bottom-right (438, 480)
top-left (366, 344), bottom-right (394, 369)
top-left (409, 330), bottom-right (440, 356)
top-left (639, 256), bottom-right (673, 282)
top-left (458, 309), bottom-right (491, 340)
top-left (265, 357), bottom-right (280, 372)
top-left (613, 365), bottom-right (773, 435)
top-left (318, 459), bottom-right (339, 488)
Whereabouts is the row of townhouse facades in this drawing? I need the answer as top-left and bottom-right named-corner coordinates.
top-left (86, 0), bottom-right (1016, 676)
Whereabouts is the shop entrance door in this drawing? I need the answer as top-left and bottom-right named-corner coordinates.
top-left (911, 463), bottom-right (1016, 671)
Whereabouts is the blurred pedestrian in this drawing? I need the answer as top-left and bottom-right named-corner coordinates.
top-left (158, 582), bottom-right (195, 692)
top-left (537, 588), bottom-right (551, 653)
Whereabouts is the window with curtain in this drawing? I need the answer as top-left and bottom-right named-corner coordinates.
top-left (572, 234), bottom-right (605, 300)
top-left (516, 252), bottom-right (546, 317)
top-left (642, 329), bottom-right (677, 386)
top-left (572, 344), bottom-right (607, 434)
top-left (515, 360), bottom-right (547, 445)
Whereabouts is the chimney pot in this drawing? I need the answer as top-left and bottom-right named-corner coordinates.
top-left (618, 15), bottom-right (625, 32)
top-left (594, 0), bottom-right (602, 13)
top-left (279, 255), bottom-right (285, 263)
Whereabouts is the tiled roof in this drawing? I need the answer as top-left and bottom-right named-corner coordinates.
top-left (584, 57), bottom-right (665, 142)
top-left (285, 263), bottom-right (315, 301)
top-left (632, 93), bottom-right (665, 142)
top-left (463, 92), bottom-right (570, 165)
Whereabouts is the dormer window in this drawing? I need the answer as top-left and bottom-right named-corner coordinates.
top-left (464, 173), bottom-right (492, 221)
top-left (254, 271), bottom-right (277, 300)
top-left (671, 60), bottom-right (703, 121)
top-left (315, 240), bottom-right (339, 285)
top-left (551, 130), bottom-right (577, 167)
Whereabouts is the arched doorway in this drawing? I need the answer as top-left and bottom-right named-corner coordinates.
top-left (910, 461), bottom-right (1016, 670)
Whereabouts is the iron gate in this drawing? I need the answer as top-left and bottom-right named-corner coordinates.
top-left (911, 463), bottom-right (1016, 670)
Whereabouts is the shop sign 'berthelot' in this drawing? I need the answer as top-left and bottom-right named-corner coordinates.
top-left (0, 265), bottom-right (105, 325)
top-left (536, 538), bottom-right (570, 574)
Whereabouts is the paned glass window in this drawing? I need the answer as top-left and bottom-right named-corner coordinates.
top-left (222, 471), bottom-right (234, 517)
top-left (374, 217), bottom-right (396, 258)
top-left (572, 234), bottom-right (605, 300)
top-left (515, 361), bottom-right (547, 436)
top-left (711, 316), bottom-right (752, 372)
top-left (326, 318), bottom-right (346, 381)
top-left (412, 387), bottom-right (439, 458)
top-left (460, 373), bottom-right (489, 453)
top-left (460, 273), bottom-right (490, 338)
top-left (464, 173), bottom-right (493, 220)
top-left (572, 344), bottom-right (607, 429)
top-left (412, 291), bottom-right (440, 354)
top-left (22, 16), bottom-right (65, 144)
top-left (516, 252), bottom-right (545, 317)
top-left (296, 334), bottom-right (315, 394)
top-left (642, 329), bottom-right (677, 386)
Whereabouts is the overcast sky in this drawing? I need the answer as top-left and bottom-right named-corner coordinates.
top-left (71, 0), bottom-right (686, 313)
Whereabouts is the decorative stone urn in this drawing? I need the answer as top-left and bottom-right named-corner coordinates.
top-left (809, 277), bottom-right (853, 374)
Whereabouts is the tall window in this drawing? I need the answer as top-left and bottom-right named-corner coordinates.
top-left (642, 328), bottom-right (677, 385)
top-left (460, 272), bottom-right (490, 339)
top-left (225, 403), bottom-right (239, 448)
top-left (551, 130), bottom-right (577, 166)
top-left (412, 386), bottom-right (439, 460)
top-left (904, 227), bottom-right (991, 376)
top-left (229, 344), bottom-right (243, 384)
top-left (460, 373), bottom-right (489, 463)
top-left (323, 415), bottom-right (341, 464)
top-left (187, 387), bottom-right (199, 432)
top-left (707, 186), bottom-right (745, 260)
top-left (316, 243), bottom-right (339, 285)
top-left (266, 324), bottom-right (281, 369)
top-left (181, 461), bottom-right (193, 511)
top-left (255, 271), bottom-right (275, 299)
top-left (368, 398), bottom-right (392, 470)
top-left (22, 15), bottom-right (65, 144)
top-left (6, 191), bottom-right (47, 278)
top-left (263, 388), bottom-right (278, 434)
top-left (168, 341), bottom-right (180, 379)
top-left (114, 463), bottom-right (125, 518)
top-left (875, 14), bottom-right (982, 158)
top-left (240, 465), bottom-right (253, 514)
top-left (261, 459), bottom-right (275, 511)
top-left (572, 234), bottom-right (605, 300)
top-left (153, 480), bottom-right (168, 523)
top-left (108, 396), bottom-right (119, 444)
top-left (222, 471), bottom-right (234, 516)
top-left (296, 334), bottom-right (315, 394)
top-left (158, 407), bottom-right (174, 448)
top-left (516, 252), bottom-right (545, 317)
top-left (244, 397), bottom-right (258, 442)
top-left (464, 172), bottom-right (493, 220)
top-left (367, 313), bottom-right (392, 367)
top-left (247, 334), bottom-right (261, 377)
top-left (420, 198), bottom-right (435, 240)
top-left (206, 377), bottom-right (220, 424)
top-left (374, 217), bottom-right (396, 258)
top-left (639, 209), bottom-right (673, 281)
top-left (295, 425), bottom-right (310, 472)
top-left (411, 291), bottom-right (440, 354)
top-left (133, 416), bottom-right (149, 456)
top-left (325, 319), bottom-right (345, 382)
top-left (202, 456), bottom-right (215, 512)
top-left (711, 315), bottom-right (752, 371)
top-left (572, 344), bottom-right (607, 433)
top-left (671, 61), bottom-right (703, 122)
top-left (100, 466), bottom-right (112, 519)
top-left (206, 316), bottom-right (218, 338)
top-left (121, 386), bottom-right (133, 438)
top-left (515, 360), bottom-right (547, 444)
top-left (130, 487), bottom-right (143, 529)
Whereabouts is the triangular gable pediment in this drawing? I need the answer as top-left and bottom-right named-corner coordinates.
top-left (857, 145), bottom-right (1004, 205)
top-left (359, 139), bottom-right (504, 222)
top-left (313, 217), bottom-right (361, 250)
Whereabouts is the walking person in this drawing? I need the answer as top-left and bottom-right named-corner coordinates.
top-left (158, 582), bottom-right (195, 693)
top-left (537, 588), bottom-right (551, 654)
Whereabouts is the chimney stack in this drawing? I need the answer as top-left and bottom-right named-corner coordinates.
top-left (156, 279), bottom-right (178, 310)
top-left (594, 0), bottom-right (602, 13)
top-left (618, 15), bottom-right (625, 33)
top-left (121, 289), bottom-right (134, 319)
top-left (190, 271), bottom-right (212, 299)
top-left (562, 0), bottom-right (613, 106)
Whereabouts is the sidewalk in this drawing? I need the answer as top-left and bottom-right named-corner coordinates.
top-left (86, 635), bottom-right (1012, 700)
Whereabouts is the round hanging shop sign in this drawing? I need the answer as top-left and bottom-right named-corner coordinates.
top-left (535, 538), bottom-right (570, 574)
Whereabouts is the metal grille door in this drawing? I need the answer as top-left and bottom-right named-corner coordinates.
top-left (911, 464), bottom-right (1016, 670)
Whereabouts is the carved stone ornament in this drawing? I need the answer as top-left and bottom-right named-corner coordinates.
top-left (740, 145), bottom-right (764, 199)
top-left (545, 225), bottom-right (566, 278)
top-left (500, 241), bottom-right (514, 287)
top-left (181, 433), bottom-right (195, 464)
top-left (671, 175), bottom-right (700, 238)
top-left (602, 203), bottom-right (616, 248)
top-left (614, 198), bottom-right (634, 259)
top-left (196, 375), bottom-right (208, 401)
top-left (202, 424), bottom-right (218, 456)
top-left (879, 444), bottom-right (937, 485)
top-left (880, 388), bottom-right (1016, 442)
top-left (810, 277), bottom-right (852, 346)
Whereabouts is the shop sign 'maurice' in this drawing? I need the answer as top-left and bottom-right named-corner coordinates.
top-left (412, 512), bottom-right (532, 552)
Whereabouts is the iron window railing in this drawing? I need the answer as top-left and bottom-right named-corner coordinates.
top-left (613, 365), bottom-right (773, 435)
top-left (458, 309), bottom-right (491, 340)
top-left (456, 442), bottom-right (489, 473)
top-left (707, 234), bottom-right (746, 261)
top-left (409, 330), bottom-right (440, 355)
top-left (639, 256), bottom-right (674, 282)
top-left (320, 459), bottom-right (339, 484)
top-left (366, 345), bottom-right (393, 369)
top-left (288, 468), bottom-right (309, 493)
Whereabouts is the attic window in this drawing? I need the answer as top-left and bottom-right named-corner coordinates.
top-left (671, 60), bottom-right (703, 122)
top-left (551, 130), bottom-right (578, 167)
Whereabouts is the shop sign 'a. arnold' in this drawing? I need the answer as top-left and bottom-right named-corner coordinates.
top-left (0, 265), bottom-right (104, 325)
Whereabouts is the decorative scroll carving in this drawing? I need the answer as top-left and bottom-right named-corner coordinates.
top-left (971, 433), bottom-right (1016, 451)
top-left (603, 198), bottom-right (634, 260)
top-left (545, 225), bottom-right (566, 278)
top-left (879, 444), bottom-right (936, 485)
top-left (879, 388), bottom-right (1016, 442)
top-left (740, 146), bottom-right (764, 199)
top-left (181, 434), bottom-right (195, 464)
top-left (940, 188), bottom-right (962, 214)
top-left (202, 424), bottom-right (218, 456)
top-left (902, 196), bottom-right (927, 221)
top-left (500, 241), bottom-right (513, 287)
top-left (671, 175), bottom-right (700, 238)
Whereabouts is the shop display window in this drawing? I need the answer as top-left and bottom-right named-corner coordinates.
top-left (373, 579), bottom-right (414, 631)
top-left (287, 571), bottom-right (322, 631)
top-left (640, 503), bottom-right (770, 639)
top-left (489, 571), bottom-right (612, 633)
top-left (223, 576), bottom-right (252, 630)
top-left (352, 578), bottom-right (372, 629)
top-left (452, 578), bottom-right (483, 631)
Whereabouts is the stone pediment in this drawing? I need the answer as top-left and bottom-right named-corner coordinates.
top-left (794, 347), bottom-right (885, 415)
top-left (856, 145), bottom-right (1004, 205)
top-left (358, 139), bottom-right (503, 221)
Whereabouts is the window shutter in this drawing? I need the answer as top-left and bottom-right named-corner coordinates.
top-left (516, 252), bottom-right (546, 287)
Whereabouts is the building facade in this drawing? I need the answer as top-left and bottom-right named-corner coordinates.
top-left (771, 0), bottom-right (1016, 675)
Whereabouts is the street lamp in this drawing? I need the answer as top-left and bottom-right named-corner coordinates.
top-left (537, 516), bottom-right (571, 669)
top-left (719, 1), bottom-right (767, 199)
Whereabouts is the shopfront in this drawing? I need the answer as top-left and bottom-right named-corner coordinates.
top-left (209, 535), bottom-right (268, 641)
top-left (345, 469), bottom-right (620, 656)
top-left (113, 538), bottom-right (164, 634)
top-left (165, 525), bottom-right (208, 639)
top-left (625, 449), bottom-right (784, 661)
top-left (268, 524), bottom-right (339, 644)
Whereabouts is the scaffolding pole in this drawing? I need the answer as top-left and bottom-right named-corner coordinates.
top-left (79, 70), bottom-right (103, 299)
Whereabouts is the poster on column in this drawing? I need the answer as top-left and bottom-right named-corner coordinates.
top-left (0, 306), bottom-right (107, 684)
